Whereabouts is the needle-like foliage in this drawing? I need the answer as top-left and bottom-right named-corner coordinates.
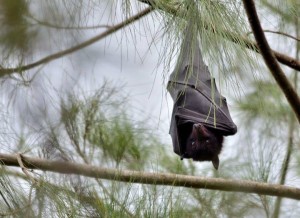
top-left (0, 0), bottom-right (299, 217)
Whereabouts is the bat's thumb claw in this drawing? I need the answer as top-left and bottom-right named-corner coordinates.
top-left (212, 155), bottom-right (219, 170)
top-left (180, 154), bottom-right (185, 160)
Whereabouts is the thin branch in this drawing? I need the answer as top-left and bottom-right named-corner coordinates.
top-left (1, 153), bottom-right (300, 200)
top-left (247, 29), bottom-right (300, 42)
top-left (263, 30), bottom-right (300, 42)
top-left (242, 0), bottom-right (300, 123)
top-left (227, 32), bottom-right (300, 72)
top-left (0, 7), bottom-right (154, 77)
top-left (137, 0), bottom-right (300, 71)
top-left (16, 153), bottom-right (37, 183)
top-left (27, 14), bottom-right (112, 30)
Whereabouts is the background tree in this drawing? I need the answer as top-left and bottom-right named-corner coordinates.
top-left (0, 0), bottom-right (299, 217)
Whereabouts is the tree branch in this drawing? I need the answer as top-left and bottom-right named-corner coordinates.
top-left (273, 20), bottom-right (300, 218)
top-left (0, 7), bottom-right (154, 77)
top-left (16, 153), bottom-right (37, 183)
top-left (1, 153), bottom-right (300, 200)
top-left (261, 30), bottom-right (300, 42)
top-left (137, 0), bottom-right (300, 71)
top-left (242, 0), bottom-right (300, 123)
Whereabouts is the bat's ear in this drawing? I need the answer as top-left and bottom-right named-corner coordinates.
top-left (212, 155), bottom-right (219, 170)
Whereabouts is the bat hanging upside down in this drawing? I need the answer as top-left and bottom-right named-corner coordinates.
top-left (179, 123), bottom-right (224, 170)
top-left (167, 22), bottom-right (237, 170)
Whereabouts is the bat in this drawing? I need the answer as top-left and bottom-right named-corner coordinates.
top-left (179, 122), bottom-right (224, 169)
top-left (167, 22), bottom-right (237, 170)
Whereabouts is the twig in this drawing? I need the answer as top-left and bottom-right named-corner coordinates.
top-left (137, 0), bottom-right (300, 71)
top-left (16, 153), bottom-right (37, 183)
top-left (0, 7), bottom-right (154, 77)
top-left (242, 0), bottom-right (300, 123)
top-left (27, 14), bottom-right (112, 30)
top-left (1, 153), bottom-right (300, 200)
top-left (247, 30), bottom-right (300, 42)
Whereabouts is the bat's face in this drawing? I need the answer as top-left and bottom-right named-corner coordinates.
top-left (181, 123), bottom-right (224, 170)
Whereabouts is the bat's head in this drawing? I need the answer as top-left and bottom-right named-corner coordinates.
top-left (180, 123), bottom-right (224, 170)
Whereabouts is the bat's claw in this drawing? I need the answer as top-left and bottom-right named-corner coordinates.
top-left (212, 155), bottom-right (219, 170)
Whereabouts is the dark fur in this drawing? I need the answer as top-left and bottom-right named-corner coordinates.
top-left (179, 122), bottom-right (224, 169)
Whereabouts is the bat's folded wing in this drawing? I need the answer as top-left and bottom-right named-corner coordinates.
top-left (167, 24), bottom-right (237, 157)
top-left (168, 73), bottom-right (237, 156)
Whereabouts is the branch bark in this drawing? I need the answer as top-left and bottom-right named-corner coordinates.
top-left (242, 0), bottom-right (300, 123)
top-left (137, 0), bottom-right (300, 71)
top-left (0, 7), bottom-right (154, 77)
top-left (1, 153), bottom-right (300, 200)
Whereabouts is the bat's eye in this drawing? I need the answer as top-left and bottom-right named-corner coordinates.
top-left (205, 139), bottom-right (210, 143)
top-left (190, 139), bottom-right (196, 148)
